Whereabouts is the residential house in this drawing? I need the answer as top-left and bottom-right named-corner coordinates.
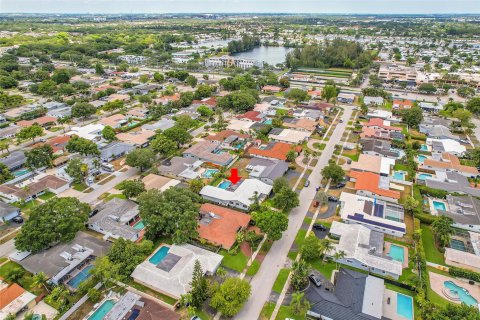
top-left (158, 157), bottom-right (204, 180)
top-left (364, 118), bottom-right (402, 133)
top-left (17, 116), bottom-right (57, 128)
top-left (262, 85), bottom-right (282, 93)
top-left (426, 138), bottom-right (466, 156)
top-left (338, 192), bottom-right (406, 237)
top-left (126, 107), bottom-right (149, 119)
top-left (0, 151), bottom-right (25, 171)
top-left (337, 92), bottom-right (355, 104)
top-left (0, 125), bottom-right (20, 140)
top-left (360, 140), bottom-right (403, 159)
top-left (306, 268), bottom-right (389, 320)
top-left (425, 171), bottom-right (480, 198)
top-left (363, 96), bottom-right (384, 106)
top-left (100, 114), bottom-right (127, 128)
top-left (68, 123), bottom-right (105, 141)
top-left (88, 198), bottom-right (143, 242)
top-left (348, 171), bottom-right (401, 203)
top-left (153, 93), bottom-right (180, 106)
top-left (100, 141), bottom-right (135, 162)
top-left (0, 281), bottom-right (36, 319)
top-left (32, 135), bottom-right (71, 155)
top-left (198, 203), bottom-right (251, 250)
top-left (200, 179), bottom-right (273, 210)
top-left (247, 158), bottom-right (289, 185)
top-left (350, 154), bottom-right (395, 176)
top-left (392, 99), bottom-right (413, 110)
top-left (205, 130), bottom-right (250, 150)
top-left (360, 127), bottom-right (404, 141)
top-left (226, 119), bottom-right (255, 132)
top-left (142, 174), bottom-right (180, 191)
top-left (328, 221), bottom-right (403, 279)
top-left (420, 124), bottom-right (459, 141)
top-left (248, 141), bottom-right (301, 161)
top-left (438, 195), bottom-right (480, 233)
top-left (116, 129), bottom-right (155, 148)
top-left (366, 110), bottom-right (397, 122)
top-left (420, 153), bottom-right (478, 178)
top-left (142, 118), bottom-right (175, 132)
top-left (0, 175), bottom-right (70, 203)
top-left (236, 111), bottom-right (263, 122)
top-left (131, 244), bottom-right (223, 299)
top-left (182, 140), bottom-right (235, 167)
top-left (0, 202), bottom-right (20, 224)
top-left (419, 101), bottom-right (443, 113)
top-left (445, 248), bottom-right (480, 273)
top-left (291, 109), bottom-right (323, 121)
top-left (283, 118), bottom-right (317, 132)
top-left (268, 128), bottom-right (311, 144)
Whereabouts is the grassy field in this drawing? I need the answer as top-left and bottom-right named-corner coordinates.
top-left (421, 225), bottom-right (446, 265)
top-left (246, 260), bottom-right (261, 276)
top-left (272, 268), bottom-right (290, 293)
top-left (219, 249), bottom-right (248, 272)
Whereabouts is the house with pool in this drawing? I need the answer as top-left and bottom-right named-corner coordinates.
top-left (420, 152), bottom-right (478, 178)
top-left (348, 171), bottom-right (401, 203)
top-left (12, 232), bottom-right (111, 290)
top-left (360, 139), bottom-right (404, 160)
top-left (88, 198), bottom-right (145, 242)
top-left (350, 154), bottom-right (396, 176)
top-left (131, 243), bottom-right (223, 299)
top-left (200, 178), bottom-right (273, 210)
top-left (424, 172), bottom-right (480, 198)
top-left (182, 140), bottom-right (236, 167)
top-left (306, 268), bottom-right (414, 320)
top-left (328, 221), bottom-right (403, 279)
top-left (158, 156), bottom-right (204, 180)
top-left (435, 194), bottom-right (480, 233)
top-left (338, 192), bottom-right (407, 237)
top-left (205, 130), bottom-right (251, 151)
top-left (426, 138), bottom-right (466, 156)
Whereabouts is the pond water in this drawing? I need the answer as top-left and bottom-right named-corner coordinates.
top-left (233, 46), bottom-right (292, 66)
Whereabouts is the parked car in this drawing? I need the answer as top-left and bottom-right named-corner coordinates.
top-left (313, 224), bottom-right (327, 231)
top-left (328, 196), bottom-right (338, 202)
top-left (339, 119), bottom-right (343, 123)
top-left (12, 216), bottom-right (24, 224)
top-left (304, 180), bottom-right (310, 187)
top-left (309, 273), bottom-right (323, 287)
top-left (89, 208), bottom-right (99, 218)
top-left (190, 316), bottom-right (200, 320)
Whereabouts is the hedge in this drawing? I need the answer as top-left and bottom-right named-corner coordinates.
top-left (415, 213), bottom-right (436, 225)
top-left (418, 185), bottom-right (448, 199)
top-left (449, 266), bottom-right (480, 282)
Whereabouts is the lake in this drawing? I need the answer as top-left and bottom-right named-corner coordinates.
top-left (233, 46), bottom-right (292, 66)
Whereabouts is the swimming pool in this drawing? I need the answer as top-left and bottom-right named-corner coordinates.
top-left (417, 173), bottom-right (433, 180)
top-left (203, 168), bottom-right (219, 178)
top-left (149, 246), bottom-right (170, 265)
top-left (392, 171), bottom-right (405, 181)
top-left (444, 281), bottom-right (478, 306)
top-left (263, 119), bottom-right (273, 125)
top-left (433, 201), bottom-right (446, 211)
top-left (218, 180), bottom-right (232, 189)
top-left (397, 293), bottom-right (414, 320)
top-left (420, 144), bottom-right (428, 151)
top-left (13, 169), bottom-right (30, 177)
top-left (67, 264), bottom-right (94, 289)
top-left (88, 299), bottom-right (116, 320)
top-left (133, 220), bottom-right (145, 230)
top-left (388, 244), bottom-right (405, 263)
top-left (450, 239), bottom-right (467, 252)
top-left (417, 155), bottom-right (427, 163)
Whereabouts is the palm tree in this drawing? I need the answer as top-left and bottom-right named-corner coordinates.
top-left (32, 272), bottom-right (50, 293)
top-left (319, 238), bottom-right (334, 263)
top-left (291, 259), bottom-right (310, 291)
top-left (290, 292), bottom-right (311, 316)
top-left (431, 216), bottom-right (454, 248)
top-left (333, 250), bottom-right (346, 269)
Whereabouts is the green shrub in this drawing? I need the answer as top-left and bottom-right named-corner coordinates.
top-left (449, 266), bottom-right (480, 282)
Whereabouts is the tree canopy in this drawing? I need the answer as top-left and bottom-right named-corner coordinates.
top-left (66, 136), bottom-right (100, 156)
top-left (252, 208), bottom-right (288, 241)
top-left (209, 277), bottom-right (251, 317)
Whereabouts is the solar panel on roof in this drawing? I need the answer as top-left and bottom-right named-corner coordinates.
top-left (347, 214), bottom-right (406, 232)
top-left (373, 203), bottom-right (384, 217)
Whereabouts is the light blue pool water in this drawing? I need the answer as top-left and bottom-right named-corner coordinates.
top-left (392, 171), bottom-right (405, 181)
top-left (263, 119), bottom-right (273, 125)
top-left (420, 144), bottom-right (428, 151)
top-left (433, 201), bottom-right (446, 211)
top-left (397, 293), bottom-right (414, 320)
top-left (218, 180), bottom-right (232, 189)
top-left (444, 281), bottom-right (479, 306)
top-left (67, 264), bottom-right (94, 289)
top-left (13, 169), bottom-right (30, 177)
top-left (418, 173), bottom-right (433, 180)
top-left (149, 246), bottom-right (170, 265)
top-left (133, 220), bottom-right (145, 230)
top-left (88, 300), bottom-right (116, 320)
top-left (417, 155), bottom-right (427, 163)
top-left (203, 169), bottom-right (219, 178)
top-left (388, 244), bottom-right (405, 263)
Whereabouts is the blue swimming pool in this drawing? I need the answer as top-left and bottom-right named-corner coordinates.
top-left (392, 171), bottom-right (405, 181)
top-left (263, 119), bottom-right (273, 125)
top-left (88, 299), bottom-right (116, 320)
top-left (13, 169), bottom-right (30, 177)
top-left (133, 220), bottom-right (145, 230)
top-left (433, 201), bottom-right (446, 211)
top-left (388, 244), bottom-right (405, 263)
top-left (218, 180), bottom-right (232, 189)
top-left (397, 293), bottom-right (414, 320)
top-left (417, 155), bottom-right (427, 163)
top-left (420, 144), bottom-right (428, 151)
top-left (444, 281), bottom-right (478, 306)
top-left (67, 264), bottom-right (94, 289)
top-left (417, 173), bottom-right (433, 180)
top-left (203, 168), bottom-right (219, 178)
top-left (149, 246), bottom-right (170, 265)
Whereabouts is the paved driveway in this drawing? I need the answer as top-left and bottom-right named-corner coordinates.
top-left (234, 106), bottom-right (353, 320)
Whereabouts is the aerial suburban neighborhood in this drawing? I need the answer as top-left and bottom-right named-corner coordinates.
top-left (0, 5), bottom-right (480, 320)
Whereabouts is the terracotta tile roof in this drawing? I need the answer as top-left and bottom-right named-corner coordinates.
top-left (365, 118), bottom-right (401, 131)
top-left (423, 153), bottom-right (478, 175)
top-left (0, 283), bottom-right (26, 309)
top-left (32, 135), bottom-right (71, 153)
top-left (198, 203), bottom-right (251, 249)
top-left (360, 127), bottom-right (391, 140)
top-left (248, 141), bottom-right (301, 161)
top-left (349, 171), bottom-right (400, 199)
top-left (116, 129), bottom-right (155, 146)
top-left (100, 114), bottom-right (126, 127)
top-left (192, 97), bottom-right (217, 106)
top-left (17, 116), bottom-right (57, 127)
top-left (283, 118), bottom-right (317, 131)
top-left (205, 130), bottom-right (250, 141)
top-left (262, 85), bottom-right (282, 93)
top-left (237, 111), bottom-right (262, 122)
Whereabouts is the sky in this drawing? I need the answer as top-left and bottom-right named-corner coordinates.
top-left (1, 0), bottom-right (480, 14)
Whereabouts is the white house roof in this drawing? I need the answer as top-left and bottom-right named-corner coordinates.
top-left (269, 128), bottom-right (311, 144)
top-left (361, 276), bottom-right (384, 319)
top-left (200, 179), bottom-right (273, 207)
top-left (67, 123), bottom-right (105, 141)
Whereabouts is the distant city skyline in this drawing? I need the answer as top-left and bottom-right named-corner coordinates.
top-left (2, 0), bottom-right (480, 14)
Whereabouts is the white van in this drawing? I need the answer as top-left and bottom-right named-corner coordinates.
top-left (101, 163), bottom-right (115, 172)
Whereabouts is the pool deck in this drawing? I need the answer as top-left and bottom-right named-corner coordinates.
top-left (429, 271), bottom-right (480, 304)
top-left (384, 242), bottom-right (409, 268)
top-left (383, 288), bottom-right (412, 320)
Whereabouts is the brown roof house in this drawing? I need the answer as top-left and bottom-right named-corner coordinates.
top-left (0, 281), bottom-right (37, 319)
top-left (0, 175), bottom-right (70, 203)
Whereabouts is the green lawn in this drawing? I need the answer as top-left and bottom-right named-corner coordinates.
top-left (0, 261), bottom-right (39, 294)
top-left (260, 302), bottom-right (275, 319)
top-left (421, 225), bottom-right (446, 265)
top-left (272, 268), bottom-right (290, 293)
top-left (313, 142), bottom-right (326, 150)
top-left (38, 191), bottom-right (56, 201)
top-left (127, 280), bottom-right (177, 305)
top-left (219, 249), bottom-right (248, 272)
top-left (311, 260), bottom-right (337, 280)
top-left (73, 183), bottom-right (88, 192)
top-left (246, 260), bottom-right (261, 276)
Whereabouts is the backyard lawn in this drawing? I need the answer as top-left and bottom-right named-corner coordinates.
top-left (421, 225), bottom-right (446, 265)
